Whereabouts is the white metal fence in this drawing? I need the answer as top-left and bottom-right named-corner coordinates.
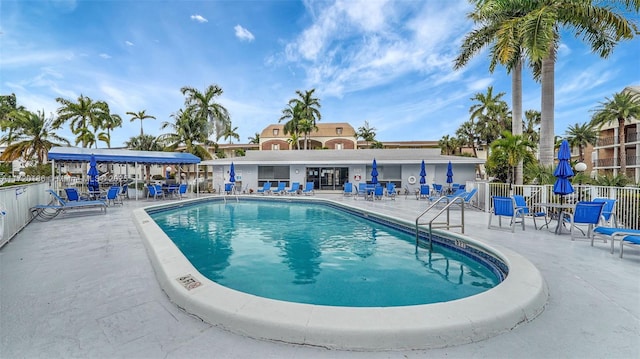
top-left (0, 181), bottom-right (52, 248)
top-left (469, 181), bottom-right (640, 230)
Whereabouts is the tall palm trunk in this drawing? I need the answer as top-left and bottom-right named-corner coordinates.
top-left (540, 50), bottom-right (555, 167)
top-left (512, 59), bottom-right (523, 185)
top-left (618, 117), bottom-right (627, 175)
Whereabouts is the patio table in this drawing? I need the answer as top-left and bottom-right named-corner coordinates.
top-left (536, 202), bottom-right (575, 234)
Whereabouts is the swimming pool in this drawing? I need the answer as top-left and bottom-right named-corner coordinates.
top-left (149, 200), bottom-right (502, 307)
top-left (134, 196), bottom-right (548, 350)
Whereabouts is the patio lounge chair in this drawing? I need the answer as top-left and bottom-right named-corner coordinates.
top-left (31, 190), bottom-right (107, 221)
top-left (343, 182), bottom-right (355, 197)
top-left (562, 201), bottom-right (605, 241)
top-left (302, 182), bottom-right (315, 196)
top-left (416, 185), bottom-right (430, 200)
top-left (287, 182), bottom-right (300, 195)
top-left (224, 183), bottom-right (234, 195)
top-left (593, 226), bottom-right (640, 256)
top-left (273, 182), bottom-right (287, 195)
top-left (432, 183), bottom-right (443, 197)
top-left (257, 182), bottom-right (272, 195)
top-left (101, 186), bottom-right (123, 206)
top-left (513, 194), bottom-right (546, 229)
top-left (178, 184), bottom-right (188, 199)
top-left (356, 183), bottom-right (369, 200)
top-left (386, 183), bottom-right (397, 200)
top-left (374, 185), bottom-right (384, 200)
top-left (592, 198), bottom-right (617, 227)
top-left (64, 187), bottom-right (88, 201)
top-left (488, 196), bottom-right (524, 232)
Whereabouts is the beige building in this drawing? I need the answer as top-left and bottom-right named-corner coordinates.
top-left (259, 122), bottom-right (358, 151)
top-left (592, 85), bottom-right (640, 182)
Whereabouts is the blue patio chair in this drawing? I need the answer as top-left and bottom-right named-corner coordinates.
top-left (101, 186), bottom-right (123, 206)
top-left (488, 196), bottom-right (525, 232)
top-left (432, 184), bottom-right (443, 197)
top-left (287, 182), bottom-right (300, 195)
top-left (64, 187), bottom-right (88, 201)
top-left (343, 182), bottom-right (355, 197)
top-left (166, 184), bottom-right (180, 198)
top-left (592, 198), bottom-right (617, 227)
top-left (302, 182), bottom-right (315, 196)
top-left (257, 182), bottom-right (272, 195)
top-left (416, 184), bottom-right (430, 200)
top-left (356, 183), bottom-right (369, 200)
top-left (513, 194), bottom-right (547, 229)
top-left (178, 183), bottom-right (188, 199)
top-left (147, 184), bottom-right (164, 200)
top-left (224, 183), bottom-right (234, 195)
top-left (446, 188), bottom-right (466, 200)
top-left (120, 183), bottom-right (129, 200)
top-left (385, 183), bottom-right (396, 200)
top-left (374, 185), bottom-right (384, 200)
top-left (619, 235), bottom-right (640, 258)
top-left (562, 201), bottom-right (606, 241)
top-left (273, 182), bottom-right (286, 195)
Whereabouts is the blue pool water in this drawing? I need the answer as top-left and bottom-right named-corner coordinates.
top-left (149, 200), bottom-right (502, 307)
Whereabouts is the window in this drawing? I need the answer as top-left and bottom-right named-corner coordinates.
top-left (336, 127), bottom-right (343, 135)
top-left (272, 143), bottom-right (280, 150)
top-left (273, 128), bottom-right (279, 136)
top-left (258, 166), bottom-right (290, 182)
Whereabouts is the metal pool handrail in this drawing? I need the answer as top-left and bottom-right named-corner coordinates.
top-left (415, 196), bottom-right (465, 250)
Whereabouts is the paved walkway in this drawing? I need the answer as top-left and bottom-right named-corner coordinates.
top-left (1, 194), bottom-right (639, 358)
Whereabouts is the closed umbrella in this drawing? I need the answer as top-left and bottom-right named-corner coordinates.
top-left (88, 154), bottom-right (99, 195)
top-left (419, 160), bottom-right (426, 184)
top-left (446, 161), bottom-right (454, 187)
top-left (229, 162), bottom-right (236, 183)
top-left (553, 139), bottom-right (574, 203)
top-left (371, 159), bottom-right (378, 185)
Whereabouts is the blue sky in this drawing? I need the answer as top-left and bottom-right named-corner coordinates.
top-left (1, 0), bottom-right (639, 148)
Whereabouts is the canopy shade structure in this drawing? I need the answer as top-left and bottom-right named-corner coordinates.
top-left (47, 147), bottom-right (201, 165)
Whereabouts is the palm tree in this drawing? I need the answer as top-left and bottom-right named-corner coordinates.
top-left (289, 89), bottom-right (321, 150)
top-left (279, 102), bottom-right (302, 150)
top-left (565, 122), bottom-right (597, 163)
top-left (591, 91), bottom-right (640, 175)
top-left (523, 109), bottom-right (541, 145)
top-left (181, 84), bottom-right (231, 142)
top-left (297, 118), bottom-right (318, 150)
top-left (0, 93), bottom-right (26, 145)
top-left (438, 135), bottom-right (457, 155)
top-left (355, 121), bottom-right (377, 148)
top-left (455, 120), bottom-right (477, 157)
top-left (99, 113), bottom-right (122, 148)
top-left (469, 87), bottom-right (511, 151)
top-left (248, 132), bottom-right (260, 144)
top-left (124, 134), bottom-right (164, 184)
top-left (0, 110), bottom-right (70, 164)
top-left (126, 110), bottom-right (156, 137)
top-left (490, 131), bottom-right (535, 184)
top-left (54, 94), bottom-right (108, 148)
top-left (222, 125), bottom-right (240, 144)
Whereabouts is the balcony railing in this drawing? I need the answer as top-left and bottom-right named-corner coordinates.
top-left (596, 132), bottom-right (639, 147)
top-left (595, 155), bottom-right (640, 167)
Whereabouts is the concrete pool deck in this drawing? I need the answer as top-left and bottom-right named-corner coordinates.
top-left (2, 193), bottom-right (639, 358)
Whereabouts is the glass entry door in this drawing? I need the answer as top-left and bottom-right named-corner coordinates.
top-left (306, 167), bottom-right (349, 190)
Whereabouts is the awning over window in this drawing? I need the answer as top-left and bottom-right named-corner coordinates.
top-left (47, 147), bottom-right (201, 164)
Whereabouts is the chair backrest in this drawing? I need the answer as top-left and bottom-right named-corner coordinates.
top-left (374, 186), bottom-right (384, 196)
top-left (276, 182), bottom-right (286, 191)
top-left (358, 183), bottom-right (367, 193)
top-left (147, 184), bottom-right (156, 195)
top-left (155, 184), bottom-right (163, 192)
top-left (458, 184), bottom-right (466, 191)
top-left (592, 198), bottom-right (616, 221)
top-left (289, 182), bottom-right (300, 191)
top-left (304, 182), bottom-right (314, 191)
top-left (179, 184), bottom-right (187, 194)
top-left (263, 182), bottom-right (271, 190)
top-left (224, 183), bottom-right (234, 192)
top-left (433, 184), bottom-right (442, 192)
top-left (492, 196), bottom-right (516, 216)
top-left (463, 188), bottom-right (477, 203)
top-left (573, 201), bottom-right (606, 224)
top-left (512, 195), bottom-right (530, 214)
top-left (344, 182), bottom-right (353, 192)
top-left (121, 184), bottom-right (128, 194)
top-left (48, 190), bottom-right (67, 205)
top-left (450, 188), bottom-right (465, 197)
top-left (107, 187), bottom-right (119, 200)
top-left (420, 185), bottom-right (429, 195)
top-left (64, 188), bottom-right (80, 201)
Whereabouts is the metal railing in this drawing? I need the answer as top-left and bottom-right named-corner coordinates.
top-left (474, 182), bottom-right (640, 229)
top-left (415, 196), bottom-right (465, 251)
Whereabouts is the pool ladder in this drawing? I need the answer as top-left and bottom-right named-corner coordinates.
top-left (415, 196), bottom-right (465, 251)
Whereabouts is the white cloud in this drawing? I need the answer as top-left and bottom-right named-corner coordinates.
top-left (190, 15), bottom-right (208, 23)
top-left (99, 53), bottom-right (111, 59)
top-left (125, 41), bottom-right (134, 46)
top-left (234, 25), bottom-right (255, 42)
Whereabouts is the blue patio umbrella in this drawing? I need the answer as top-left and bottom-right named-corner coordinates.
top-left (419, 160), bottom-right (426, 184)
top-left (446, 161), bottom-right (454, 184)
top-left (87, 154), bottom-right (99, 192)
top-left (371, 158), bottom-right (378, 185)
top-left (553, 139), bottom-right (574, 203)
top-left (229, 162), bottom-right (236, 183)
